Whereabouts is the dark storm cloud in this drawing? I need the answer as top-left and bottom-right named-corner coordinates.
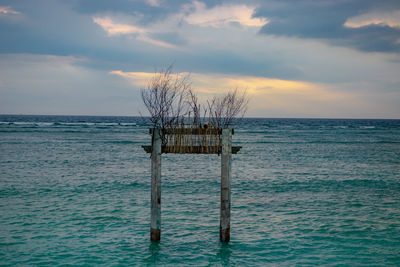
top-left (255, 0), bottom-right (400, 52)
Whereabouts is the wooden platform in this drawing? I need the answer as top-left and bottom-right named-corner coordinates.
top-left (141, 145), bottom-right (242, 154)
top-left (149, 128), bottom-right (234, 135)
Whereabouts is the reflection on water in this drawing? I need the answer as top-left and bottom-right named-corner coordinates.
top-left (217, 242), bottom-right (232, 266)
top-left (144, 241), bottom-right (161, 265)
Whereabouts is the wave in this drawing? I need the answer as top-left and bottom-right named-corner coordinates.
top-left (0, 122), bottom-right (138, 127)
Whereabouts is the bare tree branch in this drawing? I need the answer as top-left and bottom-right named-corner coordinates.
top-left (141, 65), bottom-right (191, 130)
top-left (141, 65), bottom-right (249, 132)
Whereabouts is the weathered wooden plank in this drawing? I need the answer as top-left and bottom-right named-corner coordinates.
top-left (141, 145), bottom-right (241, 154)
top-left (220, 129), bottom-right (232, 242)
top-left (150, 128), bottom-right (162, 241)
top-left (149, 128), bottom-right (234, 135)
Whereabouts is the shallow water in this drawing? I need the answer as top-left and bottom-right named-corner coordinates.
top-left (1, 115), bottom-right (399, 265)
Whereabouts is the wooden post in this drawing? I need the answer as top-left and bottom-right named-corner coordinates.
top-left (220, 129), bottom-right (232, 242)
top-left (150, 128), bottom-right (162, 241)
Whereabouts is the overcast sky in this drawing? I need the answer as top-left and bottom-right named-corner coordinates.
top-left (0, 0), bottom-right (399, 118)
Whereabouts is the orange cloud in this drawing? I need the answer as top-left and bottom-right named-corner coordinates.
top-left (109, 70), bottom-right (355, 115)
top-left (109, 70), bottom-right (155, 86)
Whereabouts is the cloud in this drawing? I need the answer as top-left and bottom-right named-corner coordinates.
top-left (110, 69), bottom-right (400, 118)
top-left (109, 70), bottom-right (312, 94)
top-left (92, 16), bottom-right (180, 49)
top-left (109, 70), bottom-right (344, 102)
top-left (90, 1), bottom-right (269, 49)
top-left (257, 0), bottom-right (400, 53)
top-left (72, 0), bottom-right (168, 17)
top-left (183, 1), bottom-right (267, 28)
top-left (0, 6), bottom-right (20, 15)
top-left (0, 54), bottom-right (142, 115)
top-left (1, 0), bottom-right (400, 118)
top-left (109, 70), bottom-right (155, 87)
top-left (92, 16), bottom-right (145, 36)
top-left (344, 10), bottom-right (400, 29)
top-left (146, 0), bottom-right (161, 7)
top-left (137, 35), bottom-right (180, 49)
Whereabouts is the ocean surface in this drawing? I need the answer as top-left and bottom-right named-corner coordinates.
top-left (0, 115), bottom-right (399, 266)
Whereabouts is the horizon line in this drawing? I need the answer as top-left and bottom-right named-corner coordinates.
top-left (0, 114), bottom-right (399, 120)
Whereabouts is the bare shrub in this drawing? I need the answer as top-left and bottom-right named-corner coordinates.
top-left (186, 89), bottom-right (202, 127)
top-left (141, 66), bottom-right (249, 131)
top-left (207, 88), bottom-right (249, 128)
top-left (141, 65), bottom-right (191, 130)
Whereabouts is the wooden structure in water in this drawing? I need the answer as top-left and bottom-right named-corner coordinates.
top-left (142, 127), bottom-right (241, 242)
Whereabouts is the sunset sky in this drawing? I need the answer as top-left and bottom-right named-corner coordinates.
top-left (0, 0), bottom-right (399, 118)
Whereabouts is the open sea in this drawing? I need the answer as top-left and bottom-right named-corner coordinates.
top-left (0, 115), bottom-right (399, 266)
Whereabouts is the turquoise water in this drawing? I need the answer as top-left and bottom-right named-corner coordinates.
top-left (1, 115), bottom-right (399, 266)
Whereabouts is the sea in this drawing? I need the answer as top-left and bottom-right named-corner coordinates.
top-left (0, 115), bottom-right (399, 266)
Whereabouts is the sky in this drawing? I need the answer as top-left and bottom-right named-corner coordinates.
top-left (0, 0), bottom-right (399, 118)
